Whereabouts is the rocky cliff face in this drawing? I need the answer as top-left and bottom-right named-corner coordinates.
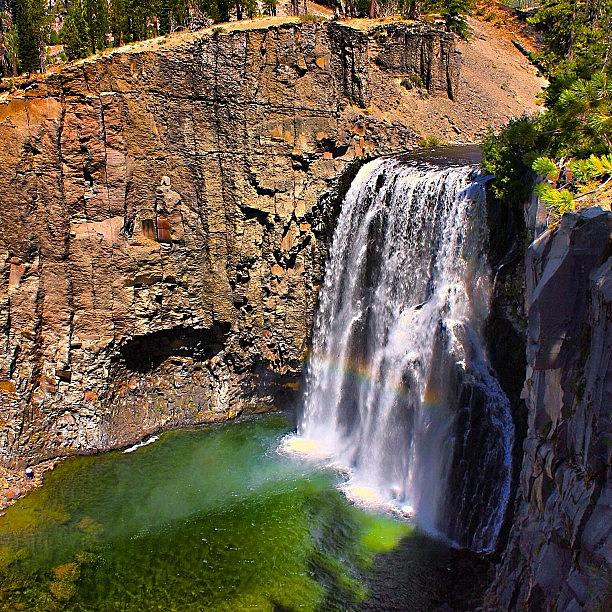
top-left (0, 20), bottom-right (464, 493)
top-left (488, 208), bottom-right (611, 611)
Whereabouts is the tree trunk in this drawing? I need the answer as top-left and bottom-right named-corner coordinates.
top-left (408, 0), bottom-right (420, 20)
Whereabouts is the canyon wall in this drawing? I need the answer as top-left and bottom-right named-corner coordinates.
top-left (0, 20), bottom-right (464, 485)
top-left (4, 17), bottom-right (608, 611)
top-left (488, 208), bottom-right (611, 611)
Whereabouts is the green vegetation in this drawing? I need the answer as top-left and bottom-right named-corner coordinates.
top-left (401, 73), bottom-right (424, 89)
top-left (0, 0), bottom-right (273, 73)
top-left (0, 0), bottom-right (474, 77)
top-left (438, 0), bottom-right (471, 39)
top-left (418, 134), bottom-right (444, 148)
top-left (482, 0), bottom-right (611, 222)
top-left (298, 12), bottom-right (325, 23)
top-left (62, 0), bottom-right (91, 60)
top-left (0, 3), bottom-right (18, 75)
top-left (396, 0), bottom-right (472, 38)
top-left (533, 153), bottom-right (612, 220)
top-left (11, 0), bottom-right (48, 72)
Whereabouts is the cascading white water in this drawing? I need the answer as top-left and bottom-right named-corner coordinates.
top-left (286, 155), bottom-right (514, 553)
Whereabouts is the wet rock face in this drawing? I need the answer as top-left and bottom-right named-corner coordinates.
top-left (0, 21), bottom-right (459, 473)
top-left (488, 209), bottom-right (612, 611)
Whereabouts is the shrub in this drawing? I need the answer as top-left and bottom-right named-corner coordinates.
top-left (418, 135), bottom-right (443, 148)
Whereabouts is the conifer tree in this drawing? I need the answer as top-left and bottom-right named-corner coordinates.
top-left (197, 0), bottom-right (230, 22)
top-left (441, 0), bottom-right (470, 39)
top-left (482, 0), bottom-right (611, 220)
top-left (235, 0), bottom-right (256, 20)
top-left (109, 0), bottom-right (128, 45)
top-left (126, 0), bottom-right (150, 41)
top-left (530, 0), bottom-right (611, 100)
top-left (395, 0), bottom-right (471, 38)
top-left (83, 0), bottom-right (109, 51)
top-left (406, 0), bottom-right (420, 19)
top-left (261, 0), bottom-right (276, 16)
top-left (158, 0), bottom-right (170, 35)
top-left (61, 0), bottom-right (91, 60)
top-left (12, 0), bottom-right (48, 72)
top-left (0, 1), bottom-right (19, 76)
top-left (172, 0), bottom-right (189, 29)
top-left (158, 0), bottom-right (188, 35)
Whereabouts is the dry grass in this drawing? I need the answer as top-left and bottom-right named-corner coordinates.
top-left (472, 0), bottom-right (541, 52)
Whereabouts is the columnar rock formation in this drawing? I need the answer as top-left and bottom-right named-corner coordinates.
top-left (2, 15), bottom-right (608, 610)
top-left (0, 20), bottom-right (462, 483)
top-left (488, 208), bottom-right (612, 611)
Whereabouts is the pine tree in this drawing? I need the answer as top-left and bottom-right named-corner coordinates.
top-left (61, 0), bottom-right (91, 60)
top-left (235, 0), bottom-right (256, 20)
top-left (109, 0), bottom-right (128, 45)
top-left (0, 1), bottom-right (19, 77)
top-left (126, 0), bottom-right (150, 41)
top-left (197, 0), bottom-right (230, 23)
top-left (158, 0), bottom-right (188, 35)
top-left (261, 0), bottom-right (276, 16)
top-left (12, 0), bottom-right (48, 72)
top-left (407, 0), bottom-right (420, 19)
top-left (441, 0), bottom-right (470, 39)
top-left (397, 0), bottom-right (471, 36)
top-left (530, 0), bottom-right (611, 101)
top-left (158, 0), bottom-right (170, 35)
top-left (483, 0), bottom-right (611, 221)
top-left (83, 0), bottom-right (109, 51)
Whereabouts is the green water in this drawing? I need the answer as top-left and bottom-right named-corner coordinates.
top-left (0, 415), bottom-right (413, 611)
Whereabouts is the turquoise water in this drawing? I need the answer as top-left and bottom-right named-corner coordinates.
top-left (0, 415), bottom-right (414, 611)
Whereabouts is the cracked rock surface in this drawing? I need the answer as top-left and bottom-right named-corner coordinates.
top-left (0, 18), bottom-right (543, 507)
top-left (487, 208), bottom-right (612, 612)
top-left (0, 21), bottom-right (462, 491)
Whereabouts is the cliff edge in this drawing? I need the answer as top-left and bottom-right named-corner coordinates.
top-left (0, 17), bottom-right (543, 504)
top-left (488, 208), bottom-right (611, 611)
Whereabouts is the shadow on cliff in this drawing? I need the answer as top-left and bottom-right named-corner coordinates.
top-left (116, 323), bottom-right (231, 372)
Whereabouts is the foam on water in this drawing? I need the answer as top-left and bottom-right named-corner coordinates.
top-left (123, 435), bottom-right (159, 453)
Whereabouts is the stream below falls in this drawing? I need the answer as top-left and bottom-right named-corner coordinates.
top-left (0, 415), bottom-right (482, 611)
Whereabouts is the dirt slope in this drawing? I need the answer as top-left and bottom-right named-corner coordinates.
top-left (365, 16), bottom-right (546, 143)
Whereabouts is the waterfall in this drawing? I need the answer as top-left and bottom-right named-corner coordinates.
top-left (290, 156), bottom-right (514, 553)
